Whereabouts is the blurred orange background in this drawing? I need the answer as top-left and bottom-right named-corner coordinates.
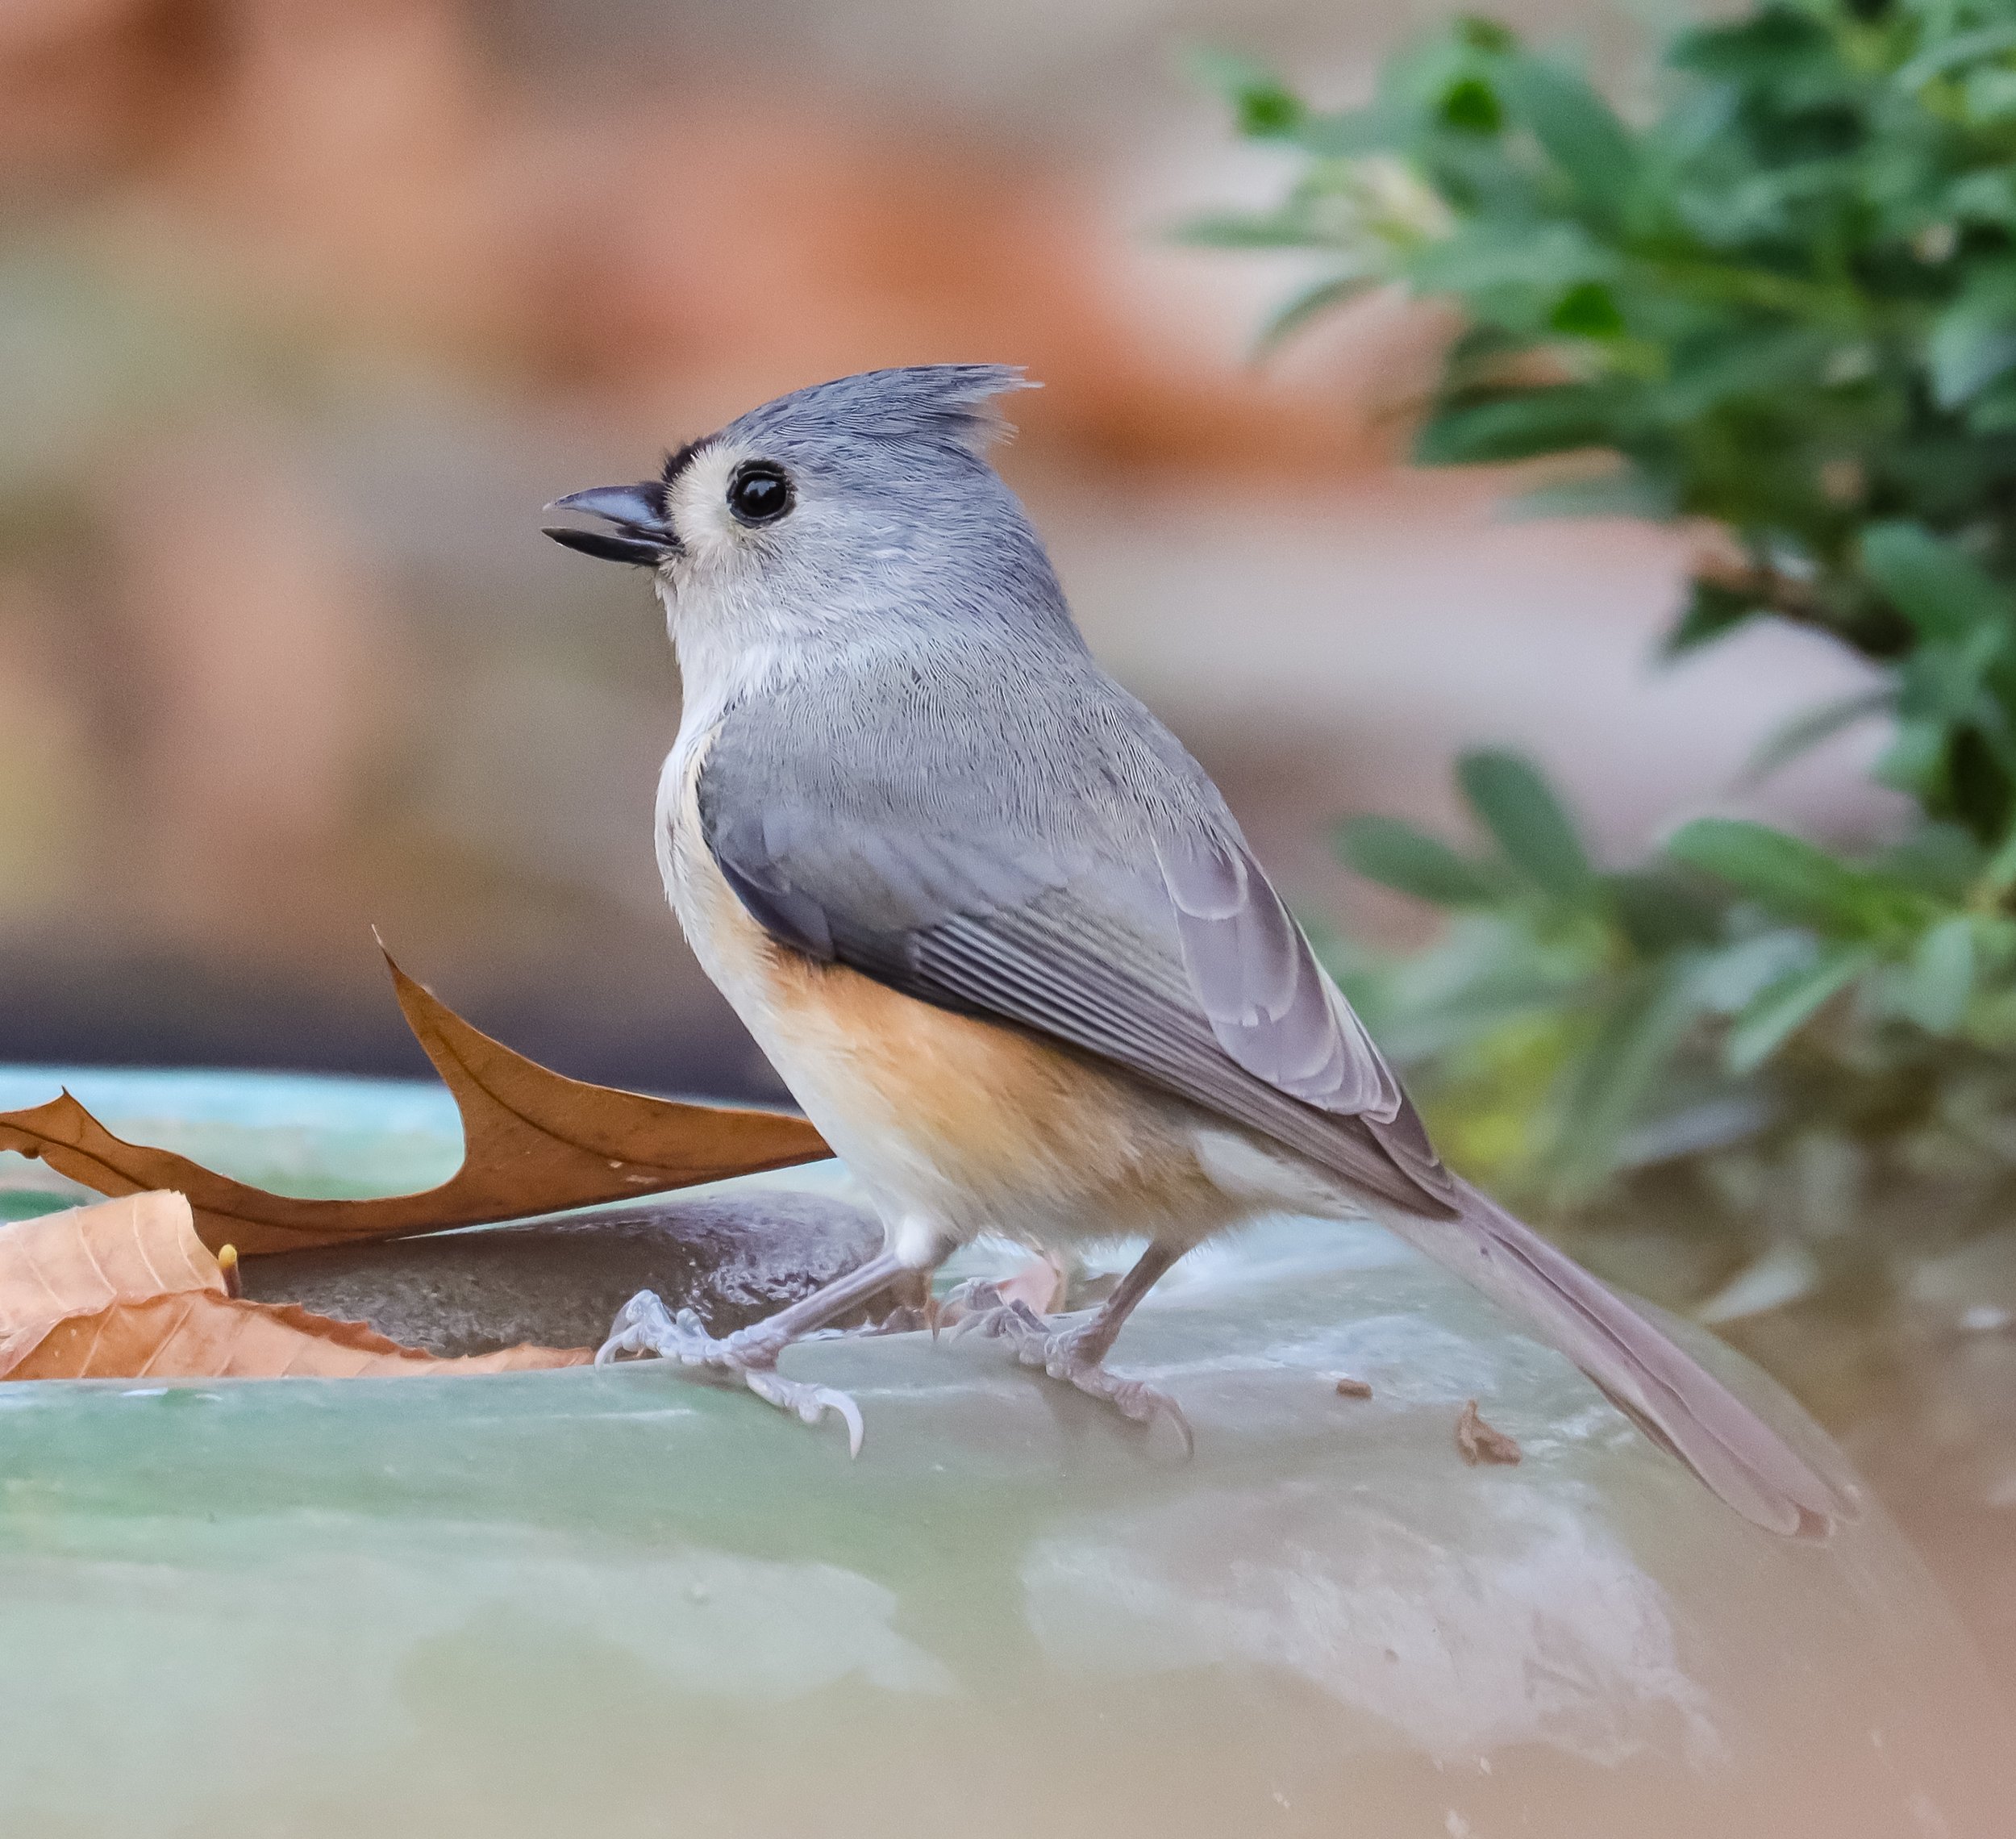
top-left (0, 0), bottom-right (1896, 1094)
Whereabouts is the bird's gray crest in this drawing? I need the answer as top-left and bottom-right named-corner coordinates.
top-left (719, 365), bottom-right (1035, 463)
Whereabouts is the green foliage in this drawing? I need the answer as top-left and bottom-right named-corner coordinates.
top-left (1189, 1), bottom-right (2016, 835)
top-left (1328, 754), bottom-right (2016, 1286)
top-left (1192, 2), bottom-right (2016, 1299)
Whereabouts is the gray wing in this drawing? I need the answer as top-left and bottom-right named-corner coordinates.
top-left (700, 730), bottom-right (1456, 1220)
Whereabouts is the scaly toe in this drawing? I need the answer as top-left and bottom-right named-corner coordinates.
top-left (943, 1278), bottom-right (1008, 1335)
top-left (1055, 1355), bottom-right (1194, 1457)
top-left (595, 1293), bottom-right (865, 1452)
top-left (950, 1295), bottom-right (1044, 1345)
top-left (961, 1301), bottom-right (1058, 1366)
top-left (594, 1291), bottom-right (720, 1366)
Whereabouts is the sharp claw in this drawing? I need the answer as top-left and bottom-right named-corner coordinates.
top-left (830, 1388), bottom-right (865, 1457)
top-left (742, 1368), bottom-right (866, 1455)
top-left (1093, 1375), bottom-right (1193, 1457)
top-left (1143, 1390), bottom-right (1196, 1458)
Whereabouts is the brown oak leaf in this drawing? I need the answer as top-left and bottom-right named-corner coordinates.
top-left (0, 952), bottom-right (831, 1256)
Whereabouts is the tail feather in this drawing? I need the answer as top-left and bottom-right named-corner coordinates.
top-left (1381, 1179), bottom-right (1847, 1539)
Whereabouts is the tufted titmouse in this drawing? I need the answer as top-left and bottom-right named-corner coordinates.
top-left (546, 365), bottom-right (1838, 1536)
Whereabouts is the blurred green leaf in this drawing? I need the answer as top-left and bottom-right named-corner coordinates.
top-left (1928, 261), bottom-right (2016, 407)
top-left (1606, 868), bottom-right (1726, 954)
top-left (1456, 15), bottom-right (1518, 55)
top-left (1408, 222), bottom-right (1615, 299)
top-left (1456, 750), bottom-right (1595, 900)
top-left (1335, 815), bottom-right (1508, 906)
top-left (1895, 915), bottom-right (1976, 1033)
top-left (1666, 819), bottom-right (1926, 934)
top-left (1861, 522), bottom-right (2013, 641)
top-left (1418, 384), bottom-right (1629, 463)
top-left (1668, 8), bottom-right (1831, 83)
top-left (1550, 281), bottom-right (1627, 337)
top-left (1548, 961), bottom-right (1705, 1189)
top-left (1186, 47), bottom-right (1306, 139)
top-left (1895, 23), bottom-right (2016, 91)
top-left (1875, 715), bottom-right (1951, 800)
top-left (1667, 578), bottom-right (1763, 654)
top-left (1252, 273), bottom-right (1378, 354)
top-left (1878, 822), bottom-right (1985, 899)
top-left (1502, 469), bottom-right (1679, 521)
top-left (1695, 929), bottom-right (1821, 1015)
top-left (1497, 56), bottom-right (1639, 222)
top-left (1727, 944), bottom-right (1877, 1074)
top-left (1440, 76), bottom-right (1505, 134)
top-left (1968, 374), bottom-right (2016, 432)
top-left (1739, 687), bottom-right (1895, 786)
top-left (1173, 212), bottom-right (1331, 251)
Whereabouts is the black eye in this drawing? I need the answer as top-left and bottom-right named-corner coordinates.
top-left (727, 461), bottom-right (793, 527)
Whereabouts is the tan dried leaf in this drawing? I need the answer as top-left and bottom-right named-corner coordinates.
top-left (0, 1191), bottom-right (587, 1380)
top-left (0, 951), bottom-right (831, 1255)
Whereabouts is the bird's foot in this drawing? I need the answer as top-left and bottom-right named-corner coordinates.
top-left (954, 1295), bottom-right (1193, 1455)
top-left (594, 1289), bottom-right (865, 1455)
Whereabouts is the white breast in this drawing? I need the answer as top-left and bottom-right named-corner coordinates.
top-left (654, 722), bottom-right (755, 1005)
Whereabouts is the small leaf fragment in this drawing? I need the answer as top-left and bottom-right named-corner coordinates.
top-left (1455, 1399), bottom-right (1522, 1466)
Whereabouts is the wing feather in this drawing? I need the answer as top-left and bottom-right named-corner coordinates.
top-left (699, 778), bottom-right (1456, 1217)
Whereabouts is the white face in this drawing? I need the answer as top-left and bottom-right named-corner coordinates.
top-left (659, 440), bottom-right (814, 603)
top-left (656, 437), bottom-right (918, 682)
top-left (655, 440), bottom-right (831, 727)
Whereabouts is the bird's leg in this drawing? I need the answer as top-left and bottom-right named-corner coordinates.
top-left (956, 1241), bottom-right (1192, 1453)
top-left (596, 1247), bottom-right (923, 1455)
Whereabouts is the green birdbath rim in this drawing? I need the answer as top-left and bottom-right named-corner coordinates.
top-left (0, 1065), bottom-right (2010, 1839)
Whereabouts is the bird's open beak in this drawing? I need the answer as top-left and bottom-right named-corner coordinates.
top-left (542, 482), bottom-right (678, 565)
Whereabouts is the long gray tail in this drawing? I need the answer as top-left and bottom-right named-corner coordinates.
top-left (1378, 1178), bottom-right (1846, 1538)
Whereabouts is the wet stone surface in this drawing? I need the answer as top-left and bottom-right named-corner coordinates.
top-left (240, 1192), bottom-right (889, 1353)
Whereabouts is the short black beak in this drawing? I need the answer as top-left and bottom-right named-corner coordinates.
top-left (543, 482), bottom-right (677, 565)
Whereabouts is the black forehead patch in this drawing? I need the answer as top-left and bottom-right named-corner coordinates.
top-left (660, 436), bottom-right (713, 487)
